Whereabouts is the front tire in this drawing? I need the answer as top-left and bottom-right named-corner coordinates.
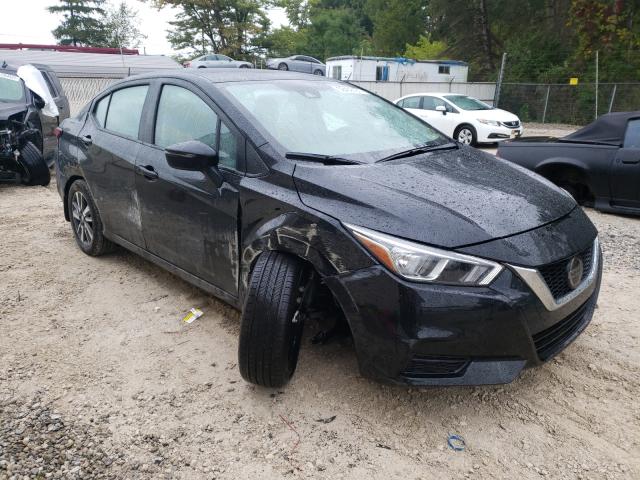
top-left (239, 252), bottom-right (308, 388)
top-left (454, 125), bottom-right (477, 146)
top-left (278, 63), bottom-right (289, 71)
top-left (18, 141), bottom-right (50, 187)
top-left (313, 69), bottom-right (324, 76)
top-left (67, 179), bottom-right (115, 256)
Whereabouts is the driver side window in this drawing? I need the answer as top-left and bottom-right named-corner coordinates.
top-left (155, 85), bottom-right (218, 149)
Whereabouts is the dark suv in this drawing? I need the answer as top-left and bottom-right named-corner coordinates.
top-left (55, 70), bottom-right (602, 388)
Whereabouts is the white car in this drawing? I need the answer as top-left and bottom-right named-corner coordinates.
top-left (185, 54), bottom-right (253, 69)
top-left (395, 93), bottom-right (523, 145)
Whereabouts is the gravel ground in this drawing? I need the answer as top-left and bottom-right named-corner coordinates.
top-left (1, 139), bottom-right (639, 479)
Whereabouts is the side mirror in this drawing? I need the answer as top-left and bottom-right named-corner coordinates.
top-left (33, 93), bottom-right (46, 110)
top-left (165, 140), bottom-right (218, 171)
top-left (436, 105), bottom-right (447, 115)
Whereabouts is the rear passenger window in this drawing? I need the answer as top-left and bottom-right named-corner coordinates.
top-left (105, 85), bottom-right (148, 138)
top-left (155, 85), bottom-right (218, 149)
top-left (402, 97), bottom-right (421, 109)
top-left (94, 95), bottom-right (109, 127)
top-left (624, 119), bottom-right (640, 148)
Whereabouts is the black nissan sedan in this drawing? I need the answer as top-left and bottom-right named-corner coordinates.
top-left (55, 70), bottom-right (602, 388)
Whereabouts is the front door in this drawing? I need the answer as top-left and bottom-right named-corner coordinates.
top-left (610, 118), bottom-right (640, 208)
top-left (78, 84), bottom-right (149, 247)
top-left (135, 81), bottom-right (242, 296)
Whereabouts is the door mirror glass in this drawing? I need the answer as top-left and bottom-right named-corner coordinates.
top-left (436, 105), bottom-right (447, 114)
top-left (165, 140), bottom-right (219, 171)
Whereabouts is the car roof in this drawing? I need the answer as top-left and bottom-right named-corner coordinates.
top-left (111, 68), bottom-right (328, 86)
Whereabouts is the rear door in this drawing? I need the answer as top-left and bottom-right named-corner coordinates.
top-left (289, 56), bottom-right (309, 73)
top-left (135, 80), bottom-right (243, 296)
top-left (77, 83), bottom-right (150, 247)
top-left (610, 118), bottom-right (640, 208)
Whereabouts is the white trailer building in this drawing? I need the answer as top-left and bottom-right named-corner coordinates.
top-left (325, 56), bottom-right (468, 83)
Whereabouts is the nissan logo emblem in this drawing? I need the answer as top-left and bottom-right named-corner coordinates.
top-left (567, 256), bottom-right (584, 290)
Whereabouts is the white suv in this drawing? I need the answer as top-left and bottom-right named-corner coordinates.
top-left (395, 93), bottom-right (523, 145)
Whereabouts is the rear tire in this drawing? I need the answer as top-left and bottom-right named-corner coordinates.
top-left (238, 252), bottom-right (308, 388)
top-left (67, 179), bottom-right (115, 256)
top-left (454, 125), bottom-right (477, 146)
top-left (278, 63), bottom-right (289, 71)
top-left (19, 141), bottom-right (50, 187)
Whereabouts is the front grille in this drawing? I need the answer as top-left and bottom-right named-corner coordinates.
top-left (532, 299), bottom-right (592, 361)
top-left (400, 355), bottom-right (469, 379)
top-left (538, 245), bottom-right (594, 300)
top-left (501, 120), bottom-right (520, 128)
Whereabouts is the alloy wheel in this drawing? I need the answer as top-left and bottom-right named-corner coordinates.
top-left (457, 128), bottom-right (473, 145)
top-left (71, 191), bottom-right (94, 246)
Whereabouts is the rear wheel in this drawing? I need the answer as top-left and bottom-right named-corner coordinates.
top-left (18, 141), bottom-right (50, 187)
top-left (239, 64), bottom-right (250, 69)
top-left (67, 179), bottom-right (115, 256)
top-left (454, 125), bottom-right (477, 146)
top-left (238, 252), bottom-right (308, 388)
top-left (278, 63), bottom-right (289, 71)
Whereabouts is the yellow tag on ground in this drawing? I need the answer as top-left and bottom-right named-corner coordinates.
top-left (182, 307), bottom-right (203, 324)
top-left (569, 77), bottom-right (579, 86)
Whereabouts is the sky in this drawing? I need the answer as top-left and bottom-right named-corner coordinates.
top-left (1, 0), bottom-right (288, 56)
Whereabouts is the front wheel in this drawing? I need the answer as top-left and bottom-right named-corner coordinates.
top-left (278, 63), bottom-right (289, 71)
top-left (454, 125), bottom-right (477, 146)
top-left (313, 69), bottom-right (324, 76)
top-left (238, 252), bottom-right (308, 388)
top-left (18, 141), bottom-right (50, 187)
top-left (67, 180), bottom-right (115, 256)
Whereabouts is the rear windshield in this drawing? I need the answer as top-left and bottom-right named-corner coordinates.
top-left (444, 95), bottom-right (492, 111)
top-left (0, 72), bottom-right (25, 102)
top-left (220, 80), bottom-right (447, 163)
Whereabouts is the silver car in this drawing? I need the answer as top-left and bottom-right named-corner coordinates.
top-left (186, 54), bottom-right (253, 69)
top-left (266, 55), bottom-right (325, 75)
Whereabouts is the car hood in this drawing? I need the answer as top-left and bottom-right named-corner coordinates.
top-left (468, 108), bottom-right (519, 122)
top-left (293, 147), bottom-right (576, 249)
top-left (0, 102), bottom-right (27, 121)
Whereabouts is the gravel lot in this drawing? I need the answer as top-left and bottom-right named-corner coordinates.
top-left (1, 132), bottom-right (639, 479)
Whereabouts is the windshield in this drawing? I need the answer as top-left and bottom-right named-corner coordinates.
top-left (0, 72), bottom-right (25, 102)
top-left (444, 95), bottom-right (492, 111)
top-left (221, 80), bottom-right (447, 163)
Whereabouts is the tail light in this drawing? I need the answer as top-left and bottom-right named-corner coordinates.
top-left (54, 127), bottom-right (63, 139)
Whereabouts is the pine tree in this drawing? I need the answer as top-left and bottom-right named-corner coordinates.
top-left (48, 0), bottom-right (108, 47)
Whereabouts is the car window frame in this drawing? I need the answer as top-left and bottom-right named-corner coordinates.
top-left (90, 81), bottom-right (152, 142)
top-left (399, 96), bottom-right (422, 109)
top-left (141, 78), bottom-right (246, 175)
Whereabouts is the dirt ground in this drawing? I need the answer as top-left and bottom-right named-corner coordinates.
top-left (1, 141), bottom-right (639, 479)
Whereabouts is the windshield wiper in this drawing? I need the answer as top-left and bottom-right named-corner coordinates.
top-left (285, 152), bottom-right (361, 165)
top-left (375, 142), bottom-right (458, 163)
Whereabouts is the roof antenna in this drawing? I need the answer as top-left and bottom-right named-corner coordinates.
top-left (1, 61), bottom-right (7, 69)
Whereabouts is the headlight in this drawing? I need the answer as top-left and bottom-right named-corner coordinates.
top-left (345, 224), bottom-right (503, 286)
top-left (477, 119), bottom-right (501, 126)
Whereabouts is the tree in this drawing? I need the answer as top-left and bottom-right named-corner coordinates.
top-left (404, 36), bottom-right (447, 60)
top-left (103, 2), bottom-right (146, 49)
top-left (150, 0), bottom-right (270, 58)
top-left (48, 0), bottom-right (108, 46)
top-left (365, 0), bottom-right (428, 56)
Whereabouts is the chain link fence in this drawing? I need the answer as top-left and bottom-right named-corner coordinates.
top-left (498, 82), bottom-right (640, 125)
top-left (59, 74), bottom-right (123, 115)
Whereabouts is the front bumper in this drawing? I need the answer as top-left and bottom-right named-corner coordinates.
top-left (324, 246), bottom-right (602, 386)
top-left (476, 123), bottom-right (523, 143)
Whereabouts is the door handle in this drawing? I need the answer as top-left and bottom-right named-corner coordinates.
top-left (80, 135), bottom-right (92, 146)
top-left (135, 164), bottom-right (159, 180)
